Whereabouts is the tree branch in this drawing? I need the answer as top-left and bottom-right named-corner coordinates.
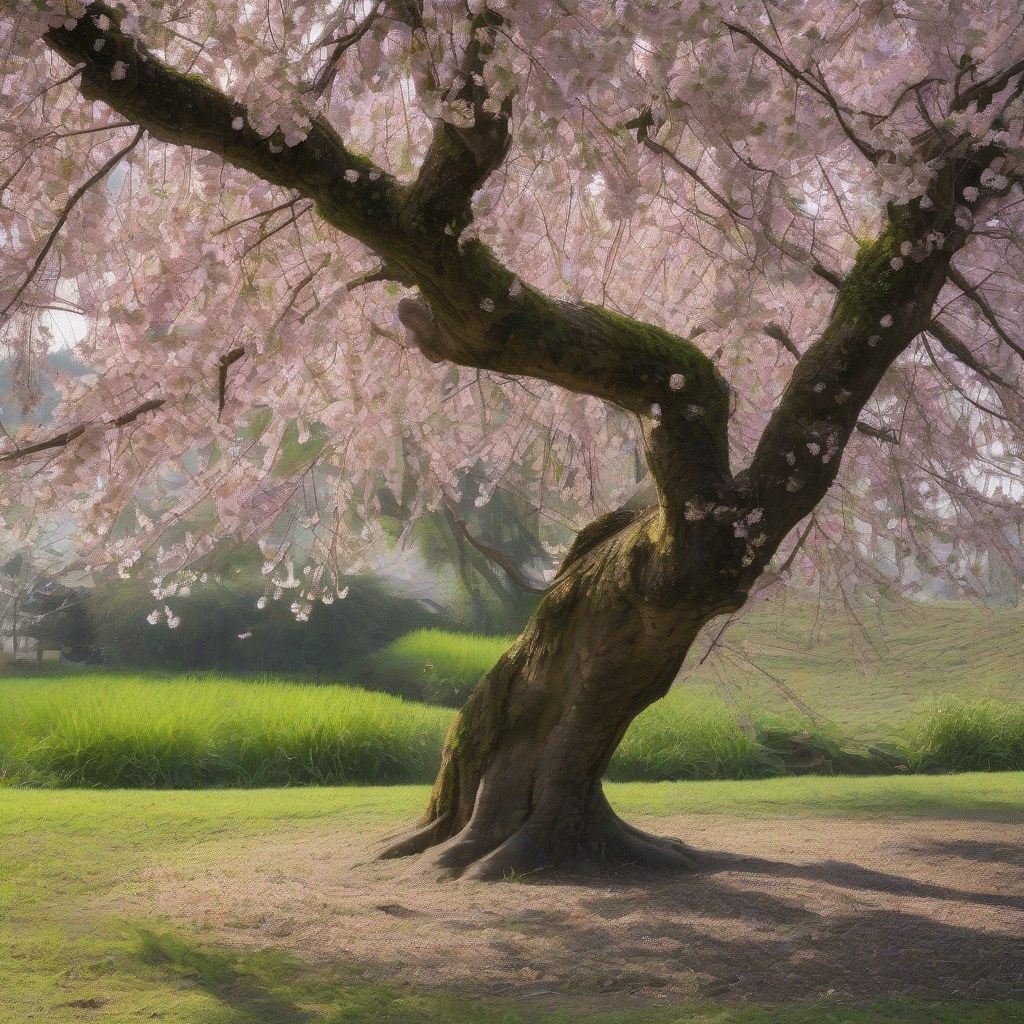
top-left (740, 177), bottom-right (981, 572)
top-left (43, 3), bottom-right (732, 516)
top-left (762, 229), bottom-right (845, 289)
top-left (0, 126), bottom-right (144, 324)
top-left (927, 319), bottom-right (1019, 391)
top-left (854, 421), bottom-right (900, 445)
top-left (0, 398), bottom-right (165, 463)
top-left (442, 495), bottom-right (549, 595)
top-left (44, 5), bottom-right (402, 249)
top-left (765, 322), bottom-right (899, 443)
top-left (304, 0), bottom-right (384, 98)
top-left (217, 346), bottom-right (246, 416)
top-left (638, 133), bottom-right (739, 216)
top-left (947, 265), bottom-right (1024, 361)
top-left (723, 22), bottom-right (882, 163)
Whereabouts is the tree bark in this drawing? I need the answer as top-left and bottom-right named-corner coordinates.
top-left (380, 504), bottom-right (745, 880)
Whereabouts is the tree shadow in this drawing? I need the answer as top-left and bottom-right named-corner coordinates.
top-left (693, 848), bottom-right (1024, 911)
top-left (136, 929), bottom-right (317, 1023)
top-left (906, 837), bottom-right (1024, 865)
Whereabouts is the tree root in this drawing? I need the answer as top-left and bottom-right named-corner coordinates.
top-left (377, 792), bottom-right (701, 881)
top-left (377, 814), bottom-right (449, 860)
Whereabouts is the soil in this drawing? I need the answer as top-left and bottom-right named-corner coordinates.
top-left (139, 811), bottom-right (1024, 1006)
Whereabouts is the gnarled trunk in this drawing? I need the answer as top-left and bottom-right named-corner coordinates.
top-left (380, 506), bottom-right (742, 880)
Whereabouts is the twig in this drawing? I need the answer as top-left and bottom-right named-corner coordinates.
top-left (211, 197), bottom-right (299, 237)
top-left (304, 0), bottom-right (383, 97)
top-left (442, 495), bottom-right (549, 595)
top-left (854, 421), bottom-right (900, 445)
top-left (927, 319), bottom-right (1018, 391)
top-left (947, 266), bottom-right (1024, 362)
top-left (0, 127), bottom-right (144, 324)
top-left (724, 22), bottom-right (881, 163)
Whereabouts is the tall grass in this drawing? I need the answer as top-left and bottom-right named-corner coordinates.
top-left (1, 664), bottom-right (1021, 789)
top-left (606, 693), bottom-right (786, 781)
top-left (354, 629), bottom-right (514, 707)
top-left (909, 697), bottom-right (1024, 772)
top-left (0, 674), bottom-right (454, 788)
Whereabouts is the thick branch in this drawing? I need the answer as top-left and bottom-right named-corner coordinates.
top-left (399, 7), bottom-right (512, 238)
top-left (765, 323), bottom-right (899, 444)
top-left (741, 183), bottom-right (975, 570)
top-left (217, 346), bottom-right (245, 416)
top-left (44, 5), bottom-right (404, 251)
top-left (44, 3), bottom-right (724, 455)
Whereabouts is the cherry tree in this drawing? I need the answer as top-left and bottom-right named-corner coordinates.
top-left (3, 0), bottom-right (1024, 878)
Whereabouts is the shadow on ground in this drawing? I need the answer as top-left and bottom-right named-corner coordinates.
top-left (144, 812), bottom-right (1024, 1006)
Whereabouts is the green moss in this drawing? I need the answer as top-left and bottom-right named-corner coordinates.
top-left (833, 219), bottom-right (919, 327)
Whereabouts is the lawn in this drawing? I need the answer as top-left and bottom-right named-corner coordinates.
top-left (2, 775), bottom-right (1023, 1023)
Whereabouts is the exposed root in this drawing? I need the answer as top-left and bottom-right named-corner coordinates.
top-left (380, 781), bottom-right (702, 881)
top-left (377, 814), bottom-right (449, 861)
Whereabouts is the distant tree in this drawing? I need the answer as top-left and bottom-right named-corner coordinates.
top-left (2, 1), bottom-right (1023, 878)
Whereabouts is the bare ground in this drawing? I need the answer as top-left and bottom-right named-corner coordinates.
top-left (134, 811), bottom-right (1024, 1006)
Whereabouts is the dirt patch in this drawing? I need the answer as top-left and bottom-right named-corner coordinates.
top-left (138, 812), bottom-right (1024, 1005)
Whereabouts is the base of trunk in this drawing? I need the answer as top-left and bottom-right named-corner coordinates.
top-left (378, 786), bottom-right (700, 881)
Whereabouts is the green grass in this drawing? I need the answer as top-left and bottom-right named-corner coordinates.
top-left (686, 598), bottom-right (1024, 740)
top-left (2, 669), bottom-right (1022, 788)
top-left (910, 696), bottom-right (1024, 772)
top-left (354, 628), bottom-right (514, 706)
top-left (2, 778), bottom-right (1022, 1022)
top-left (0, 673), bottom-right (453, 788)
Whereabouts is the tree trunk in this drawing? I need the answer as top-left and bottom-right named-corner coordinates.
top-left (380, 506), bottom-right (741, 880)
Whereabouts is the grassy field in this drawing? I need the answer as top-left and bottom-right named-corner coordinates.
top-left (1, 600), bottom-right (1022, 788)
top-left (0, 675), bottom-right (453, 788)
top-left (684, 597), bottom-right (1024, 739)
top-left (2, 775), bottom-right (1023, 1023)
top-left (2, 679), bottom-right (1022, 789)
top-left (355, 628), bottom-right (515, 706)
